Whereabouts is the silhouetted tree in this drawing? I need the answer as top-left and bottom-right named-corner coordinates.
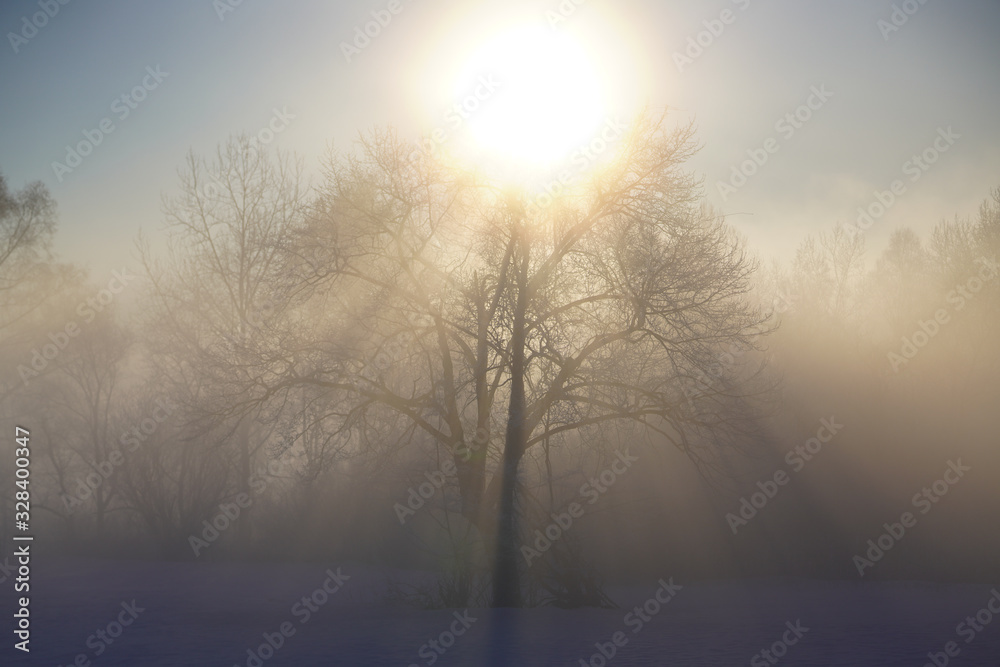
top-left (227, 111), bottom-right (772, 606)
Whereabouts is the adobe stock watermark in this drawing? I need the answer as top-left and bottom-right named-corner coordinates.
top-left (394, 432), bottom-right (483, 524)
top-left (404, 75), bottom-right (502, 172)
top-left (726, 417), bottom-right (843, 534)
top-left (682, 289), bottom-right (798, 408)
top-left (406, 610), bottom-right (478, 667)
top-left (244, 107), bottom-right (295, 153)
top-left (190, 498), bottom-right (250, 557)
top-left (213, 0), bottom-right (251, 22)
top-left (12, 546), bottom-right (30, 653)
top-left (888, 257), bottom-right (998, 372)
top-left (7, 0), bottom-right (71, 54)
top-left (845, 126), bottom-right (959, 238)
top-left (921, 588), bottom-right (1000, 667)
top-left (219, 217), bottom-right (320, 350)
top-left (348, 331), bottom-right (420, 390)
top-left (61, 396), bottom-right (178, 513)
top-left (853, 459), bottom-right (970, 577)
top-left (198, 107), bottom-right (296, 200)
top-left (54, 600), bottom-right (145, 666)
top-left (521, 450), bottom-right (638, 567)
top-left (672, 0), bottom-right (753, 73)
top-left (524, 117), bottom-right (629, 218)
top-left (576, 578), bottom-right (682, 667)
top-left (232, 567), bottom-right (350, 667)
top-left (749, 620), bottom-right (810, 667)
top-left (545, 0), bottom-right (589, 29)
top-left (51, 66), bottom-right (170, 183)
top-left (17, 268), bottom-right (136, 386)
top-left (347, 308), bottom-right (453, 388)
top-left (877, 0), bottom-right (933, 41)
top-left (340, 0), bottom-right (413, 63)
top-left (716, 84), bottom-right (834, 202)
top-left (189, 454), bottom-right (295, 557)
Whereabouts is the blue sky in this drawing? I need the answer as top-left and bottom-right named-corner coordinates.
top-left (1, 0), bottom-right (998, 280)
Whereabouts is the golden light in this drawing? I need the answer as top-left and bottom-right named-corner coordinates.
top-left (454, 25), bottom-right (608, 171)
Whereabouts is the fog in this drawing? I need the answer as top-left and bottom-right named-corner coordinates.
top-left (1, 2), bottom-right (999, 665)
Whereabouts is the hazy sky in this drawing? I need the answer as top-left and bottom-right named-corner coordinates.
top-left (2, 0), bottom-right (998, 281)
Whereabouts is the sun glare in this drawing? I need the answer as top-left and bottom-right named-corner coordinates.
top-left (454, 25), bottom-right (607, 171)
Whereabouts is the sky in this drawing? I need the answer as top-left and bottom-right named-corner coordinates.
top-left (1, 0), bottom-right (998, 283)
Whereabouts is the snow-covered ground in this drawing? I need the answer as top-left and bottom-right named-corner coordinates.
top-left (7, 560), bottom-right (1000, 666)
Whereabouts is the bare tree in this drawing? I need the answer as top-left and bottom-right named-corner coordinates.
top-left (0, 173), bottom-right (78, 401)
top-left (222, 111), bottom-right (772, 606)
top-left (42, 310), bottom-right (131, 537)
top-left (139, 135), bottom-right (310, 547)
top-left (114, 394), bottom-right (233, 560)
top-left (0, 173), bottom-right (79, 547)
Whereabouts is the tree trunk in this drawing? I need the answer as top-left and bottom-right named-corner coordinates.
top-left (492, 350), bottom-right (525, 606)
top-left (235, 417), bottom-right (252, 549)
top-left (492, 226), bottom-right (529, 607)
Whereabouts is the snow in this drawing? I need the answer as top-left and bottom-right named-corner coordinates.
top-left (6, 559), bottom-right (999, 666)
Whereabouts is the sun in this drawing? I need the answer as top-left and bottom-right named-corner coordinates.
top-left (454, 25), bottom-right (608, 171)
